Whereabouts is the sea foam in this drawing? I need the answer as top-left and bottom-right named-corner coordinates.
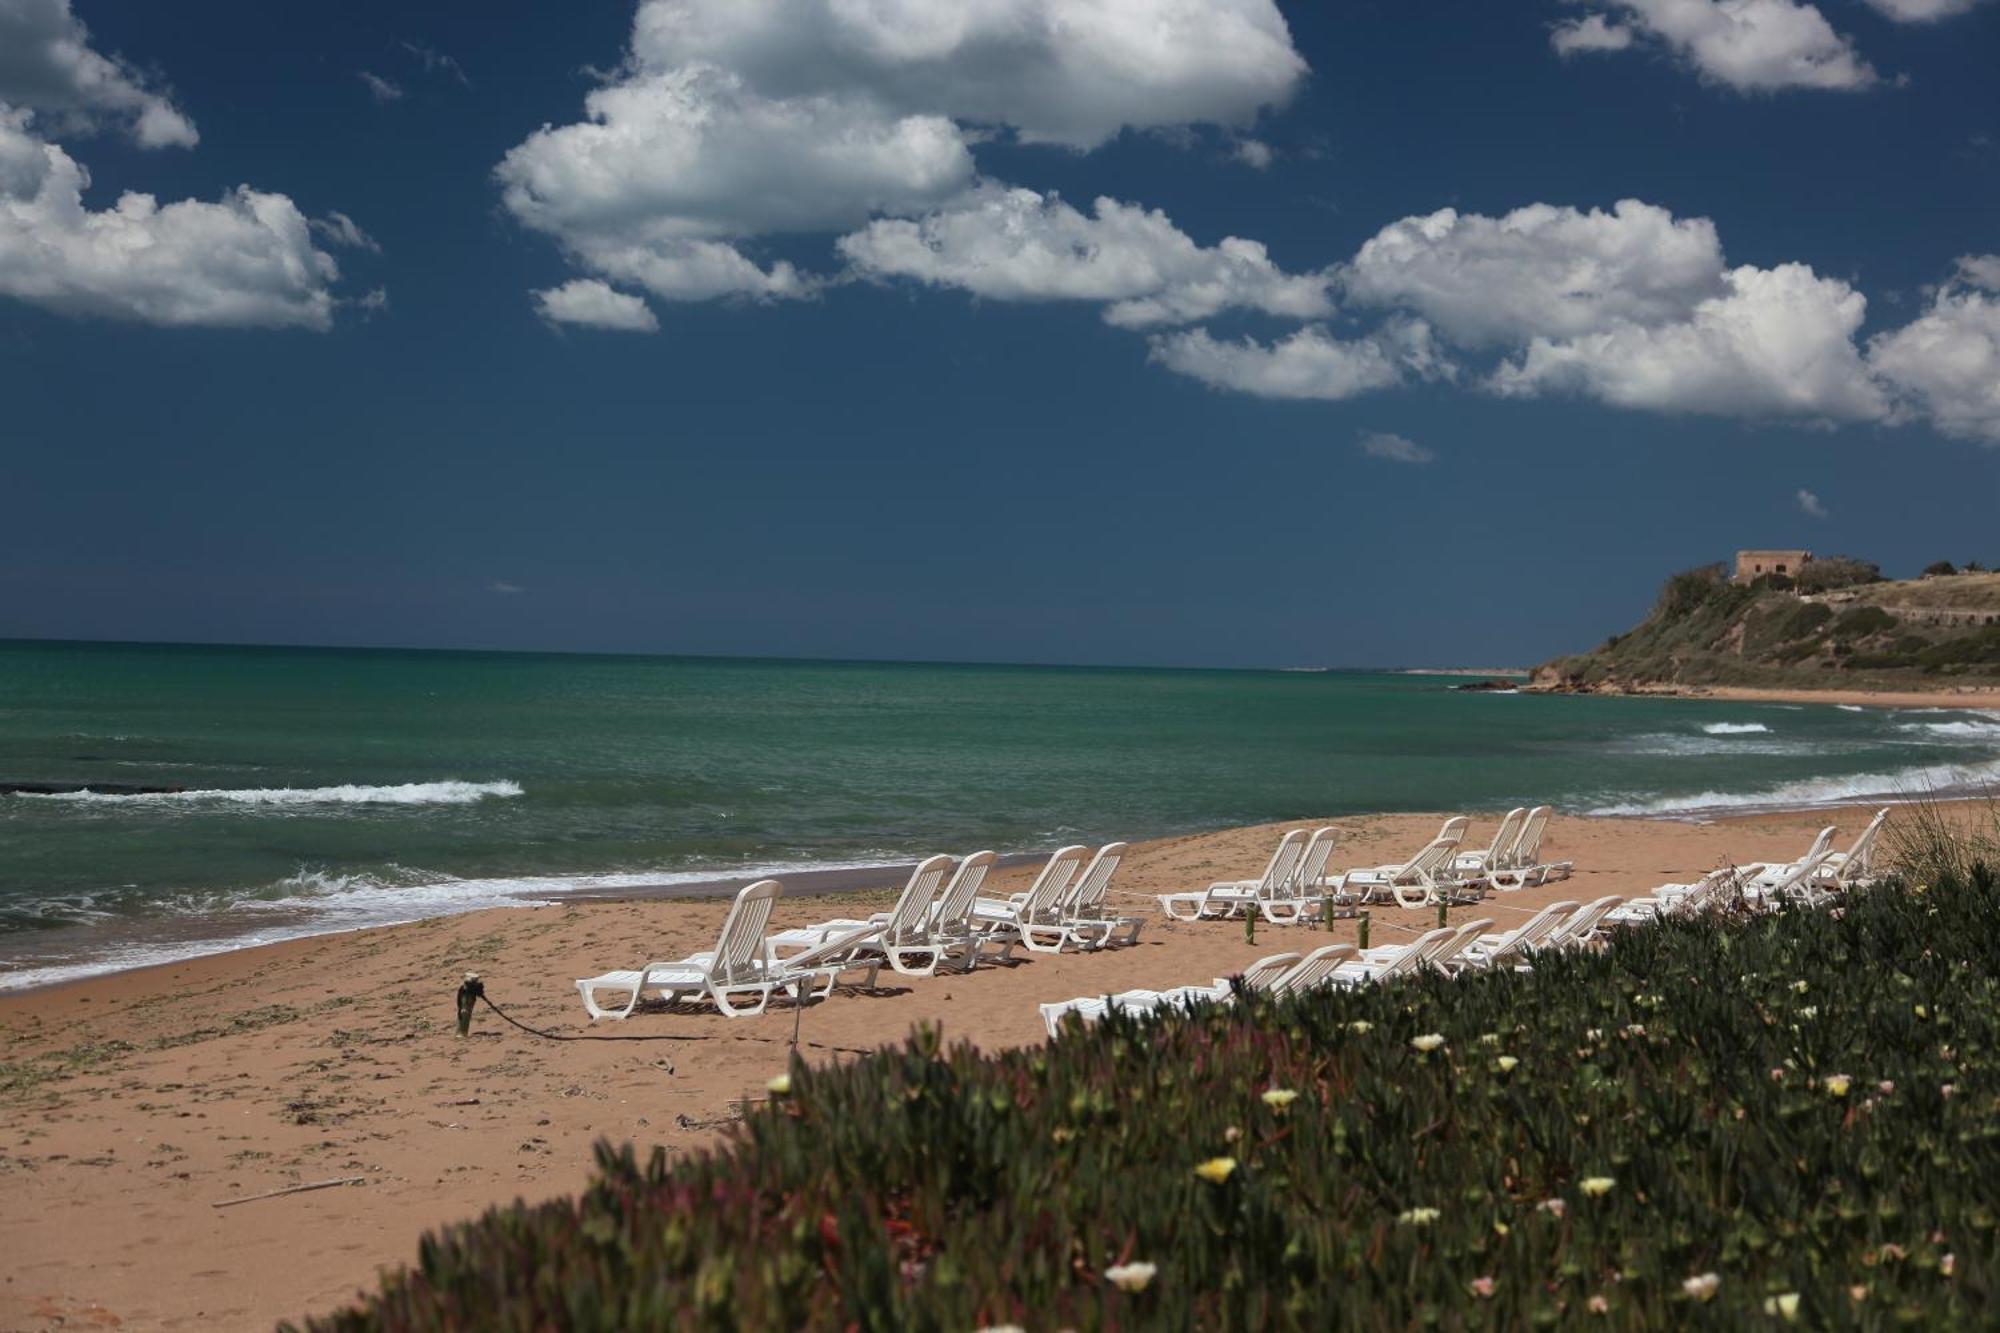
top-left (19, 780), bottom-right (523, 807)
top-left (1701, 722), bottom-right (1771, 735)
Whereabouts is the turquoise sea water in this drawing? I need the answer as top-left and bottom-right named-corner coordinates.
top-left (4, 640), bottom-right (1998, 988)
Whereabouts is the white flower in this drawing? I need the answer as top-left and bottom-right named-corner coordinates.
top-left (1792, 980), bottom-right (1809, 994)
top-left (1478, 1032), bottom-right (1501, 1046)
top-left (1411, 1033), bottom-right (1446, 1053)
top-left (1397, 1206), bottom-right (1441, 1226)
top-left (765, 1074), bottom-right (792, 1096)
top-left (1261, 1087), bottom-right (1298, 1109)
top-left (1105, 1261), bottom-right (1157, 1292)
top-left (1579, 1176), bottom-right (1615, 1197)
top-left (1824, 1074), bottom-right (1852, 1098)
top-left (1764, 1292), bottom-right (1801, 1321)
top-left (1348, 1020), bottom-right (1373, 1034)
top-left (1683, 1272), bottom-right (1721, 1302)
top-left (1798, 1006), bottom-right (1818, 1020)
top-left (1496, 1056), bottom-right (1520, 1073)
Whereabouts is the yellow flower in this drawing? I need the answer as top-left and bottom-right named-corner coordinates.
top-left (765, 1073), bottom-right (792, 1096)
top-left (1194, 1156), bottom-right (1238, 1184)
top-left (1260, 1088), bottom-right (1298, 1109)
top-left (1764, 1293), bottom-right (1801, 1321)
top-left (1348, 1020), bottom-right (1373, 1034)
top-left (1496, 1056), bottom-right (1520, 1073)
top-left (1104, 1261), bottom-right (1157, 1292)
top-left (1579, 1176), bottom-right (1615, 1197)
top-left (1824, 1074), bottom-right (1852, 1097)
top-left (1397, 1206), bottom-right (1440, 1226)
top-left (1411, 1033), bottom-right (1446, 1053)
top-left (1683, 1273), bottom-right (1721, 1302)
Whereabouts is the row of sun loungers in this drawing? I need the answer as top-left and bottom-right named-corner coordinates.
top-left (576, 841), bottom-right (1140, 1019)
top-left (1158, 807), bottom-right (1574, 923)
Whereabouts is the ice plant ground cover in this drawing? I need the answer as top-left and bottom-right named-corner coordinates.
top-left (296, 869), bottom-right (2000, 1330)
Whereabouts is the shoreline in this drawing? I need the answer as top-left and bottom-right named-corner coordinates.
top-left (1524, 681), bottom-right (2000, 711)
top-left (0, 798), bottom-right (1971, 1331)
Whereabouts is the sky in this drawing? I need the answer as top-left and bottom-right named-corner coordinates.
top-left (1, 0), bottom-right (1997, 669)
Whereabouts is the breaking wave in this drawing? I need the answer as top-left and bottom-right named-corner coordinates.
top-left (1586, 756), bottom-right (2000, 818)
top-left (18, 780), bottom-right (523, 808)
top-left (1701, 722), bottom-right (1771, 735)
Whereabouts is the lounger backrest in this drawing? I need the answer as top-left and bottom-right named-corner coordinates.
top-left (1400, 828), bottom-right (1465, 883)
top-left (1549, 895), bottom-right (1623, 947)
top-left (1271, 943), bottom-right (1357, 995)
top-left (1372, 926), bottom-right (1456, 981)
top-left (1510, 806), bottom-right (1553, 868)
top-left (1290, 827), bottom-right (1340, 896)
top-left (1491, 899), bottom-right (1578, 959)
top-left (1482, 808), bottom-right (1527, 864)
top-left (1066, 842), bottom-right (1129, 915)
top-left (1427, 918), bottom-right (1494, 971)
top-left (1256, 829), bottom-right (1310, 895)
top-left (711, 879), bottom-right (781, 984)
top-left (1842, 808), bottom-right (1890, 878)
top-left (1020, 845), bottom-right (1089, 918)
top-left (1236, 952), bottom-right (1305, 993)
top-left (932, 850), bottom-right (997, 932)
top-left (1768, 828), bottom-right (1837, 899)
top-left (884, 854), bottom-right (955, 942)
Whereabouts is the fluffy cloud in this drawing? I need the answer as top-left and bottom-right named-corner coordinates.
top-left (1342, 200), bottom-right (1727, 346)
top-left (0, 110), bottom-right (339, 328)
top-left (533, 279), bottom-right (659, 332)
top-left (500, 0), bottom-right (1308, 305)
top-left (1559, 0), bottom-right (1879, 92)
top-left (1955, 254), bottom-right (2000, 292)
top-left (1357, 431), bottom-right (1436, 464)
top-left (1861, 0), bottom-right (1986, 18)
top-left (1797, 488), bottom-right (1829, 518)
top-left (1551, 15), bottom-right (1637, 54)
top-left (1150, 318), bottom-right (1448, 401)
top-left (837, 184), bottom-right (1332, 327)
top-left (626, 0), bottom-right (1306, 150)
top-left (1869, 280), bottom-right (2000, 443)
top-left (1490, 263), bottom-right (1887, 421)
top-left (0, 0), bottom-right (197, 147)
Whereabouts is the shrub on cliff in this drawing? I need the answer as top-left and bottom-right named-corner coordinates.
top-left (294, 868), bottom-right (2000, 1331)
top-left (1795, 556), bottom-right (1883, 594)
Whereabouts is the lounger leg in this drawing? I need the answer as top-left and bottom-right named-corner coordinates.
top-left (710, 983), bottom-right (773, 1018)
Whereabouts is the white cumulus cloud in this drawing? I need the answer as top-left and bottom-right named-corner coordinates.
top-left (1149, 318), bottom-right (1448, 401)
top-left (1797, 488), bottom-right (1829, 518)
top-left (534, 278), bottom-right (660, 332)
top-left (1489, 262), bottom-right (1887, 422)
top-left (499, 0), bottom-right (1308, 306)
top-left (1559, 0), bottom-right (1879, 93)
top-left (836, 183), bottom-right (1332, 328)
top-left (0, 110), bottom-right (339, 328)
top-left (0, 0), bottom-right (198, 147)
top-left (1342, 199), bottom-right (1728, 346)
top-left (1869, 279), bottom-right (2000, 443)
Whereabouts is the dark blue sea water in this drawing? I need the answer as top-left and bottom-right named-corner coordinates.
top-left (4, 640), bottom-right (1996, 987)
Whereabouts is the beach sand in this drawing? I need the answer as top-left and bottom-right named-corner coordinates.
top-left (0, 803), bottom-right (1953, 1330)
top-left (1530, 682), bottom-right (2000, 710)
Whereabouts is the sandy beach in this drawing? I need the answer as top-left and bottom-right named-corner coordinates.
top-left (0, 800), bottom-right (1937, 1332)
top-left (1529, 682), bottom-right (2000, 711)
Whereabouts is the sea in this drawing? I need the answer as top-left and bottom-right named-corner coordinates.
top-left (4, 639), bottom-right (1997, 990)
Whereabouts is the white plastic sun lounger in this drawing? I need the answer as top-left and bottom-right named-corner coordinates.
top-left (1061, 842), bottom-right (1143, 947)
top-left (1158, 829), bottom-right (1307, 921)
top-left (1741, 827), bottom-right (1838, 908)
top-left (766, 853), bottom-right (955, 976)
top-left (1325, 923), bottom-right (1462, 987)
top-left (1488, 806), bottom-right (1570, 889)
top-left (1036, 945), bottom-right (1361, 1038)
top-left (576, 879), bottom-right (881, 1020)
top-left (1608, 867), bottom-right (1739, 925)
top-left (1269, 827), bottom-right (1340, 924)
top-left (1453, 808), bottom-right (1525, 877)
top-left (1539, 895), bottom-right (1625, 950)
top-left (974, 844), bottom-right (1093, 953)
top-left (1326, 817), bottom-right (1473, 909)
top-left (1460, 899), bottom-right (1579, 967)
top-left (928, 849), bottom-right (1003, 971)
top-left (1812, 807), bottom-right (1889, 892)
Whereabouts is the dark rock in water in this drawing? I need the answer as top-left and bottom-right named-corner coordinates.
top-left (1452, 679), bottom-right (1522, 693)
top-left (1, 781), bottom-right (187, 796)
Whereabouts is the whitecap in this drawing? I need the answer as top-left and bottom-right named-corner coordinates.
top-left (1586, 755), bottom-right (2000, 818)
top-left (1701, 722), bottom-right (1771, 735)
top-left (17, 780), bottom-right (523, 808)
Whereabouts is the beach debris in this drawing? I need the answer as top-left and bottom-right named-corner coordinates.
top-left (211, 1176), bottom-right (366, 1208)
top-left (455, 972), bottom-right (484, 1037)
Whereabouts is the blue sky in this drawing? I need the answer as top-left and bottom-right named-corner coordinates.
top-left (1, 0), bottom-right (1996, 668)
